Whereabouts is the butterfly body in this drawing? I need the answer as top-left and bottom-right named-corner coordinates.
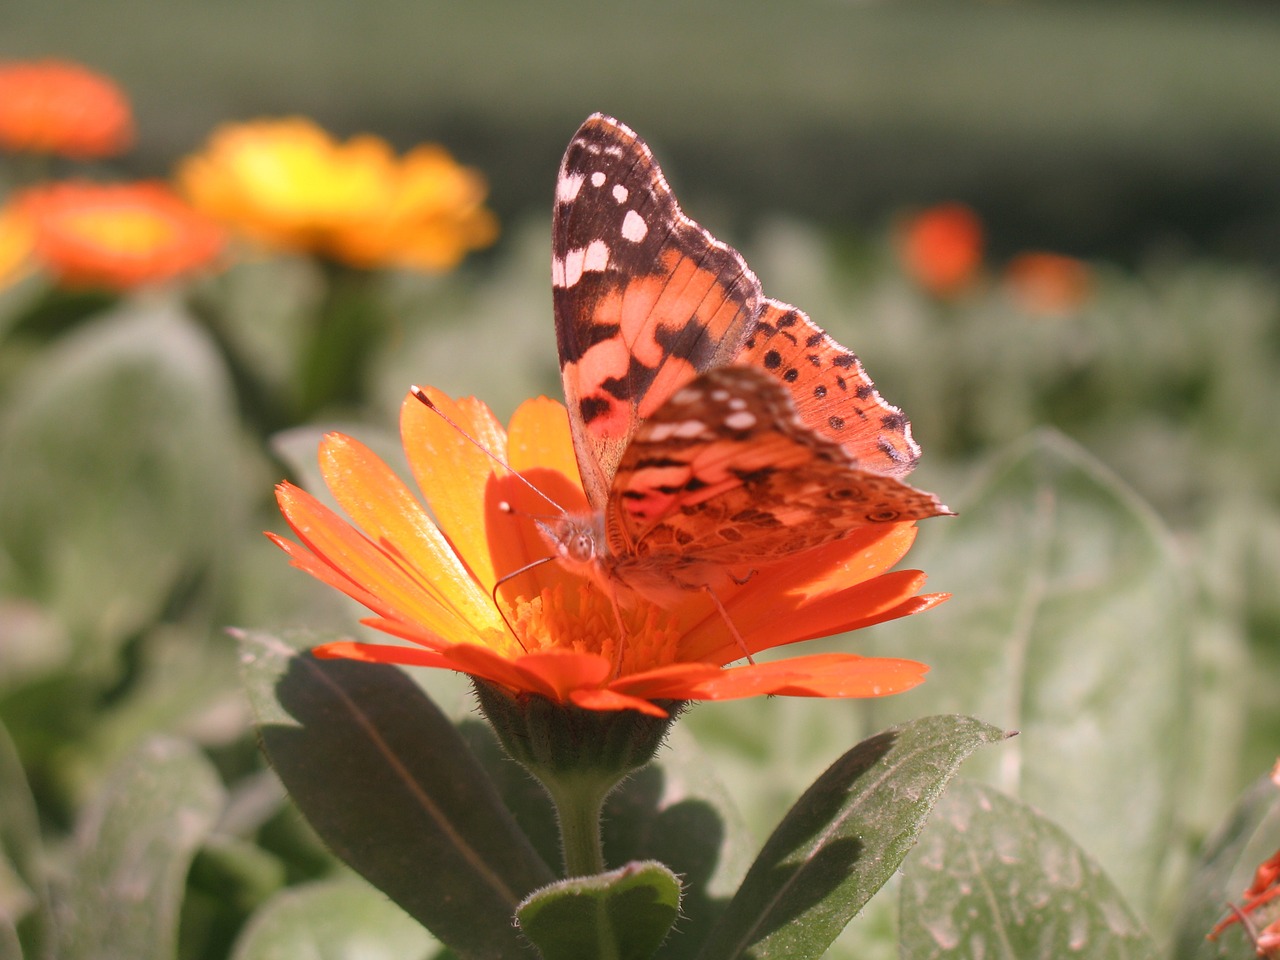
top-left (545, 114), bottom-right (950, 616)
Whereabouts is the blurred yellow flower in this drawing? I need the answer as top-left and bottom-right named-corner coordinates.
top-left (178, 118), bottom-right (498, 270)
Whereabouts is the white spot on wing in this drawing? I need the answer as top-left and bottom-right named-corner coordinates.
top-left (621, 209), bottom-right (648, 243)
top-left (557, 172), bottom-right (584, 203)
top-left (554, 241), bottom-right (611, 288)
top-left (590, 171), bottom-right (606, 187)
top-left (725, 411), bottom-right (757, 431)
top-left (670, 388), bottom-right (700, 406)
top-left (612, 184), bottom-right (629, 203)
top-left (583, 239), bottom-right (610, 272)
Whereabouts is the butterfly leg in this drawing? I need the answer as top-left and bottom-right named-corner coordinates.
top-left (702, 586), bottom-right (756, 665)
top-left (602, 579), bottom-right (630, 676)
top-left (490, 558), bottom-right (560, 654)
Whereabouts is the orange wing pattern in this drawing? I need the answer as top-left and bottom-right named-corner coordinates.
top-left (551, 114), bottom-right (948, 605)
top-left (553, 115), bottom-right (760, 510)
top-left (600, 367), bottom-right (947, 603)
top-left (737, 300), bottom-right (921, 476)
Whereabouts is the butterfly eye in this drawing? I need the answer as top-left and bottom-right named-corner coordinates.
top-left (565, 532), bottom-right (596, 563)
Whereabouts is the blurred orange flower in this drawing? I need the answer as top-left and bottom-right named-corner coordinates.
top-left (1003, 251), bottom-right (1093, 316)
top-left (179, 118), bottom-right (498, 270)
top-left (0, 204), bottom-right (36, 288)
top-left (270, 388), bottom-right (943, 718)
top-left (0, 60), bottom-right (133, 159)
top-left (16, 181), bottom-right (224, 290)
top-left (896, 202), bottom-right (984, 298)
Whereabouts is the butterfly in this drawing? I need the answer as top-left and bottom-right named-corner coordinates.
top-left (527, 113), bottom-right (951, 622)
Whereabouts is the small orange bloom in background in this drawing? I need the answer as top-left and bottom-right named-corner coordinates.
top-left (0, 59), bottom-right (133, 159)
top-left (896, 202), bottom-right (984, 298)
top-left (1003, 251), bottom-right (1093, 316)
top-left (179, 117), bottom-right (498, 271)
top-left (15, 181), bottom-right (224, 290)
top-left (270, 388), bottom-right (944, 718)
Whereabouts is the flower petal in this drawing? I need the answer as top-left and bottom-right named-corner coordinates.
top-left (688, 652), bottom-right (928, 701)
top-left (570, 687), bottom-right (670, 717)
top-left (273, 484), bottom-right (486, 643)
top-left (318, 431), bottom-right (503, 636)
top-left (401, 388), bottom-right (506, 590)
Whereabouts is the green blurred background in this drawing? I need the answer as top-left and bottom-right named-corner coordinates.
top-left (8, 0), bottom-right (1280, 263)
top-left (4, 3), bottom-right (1280, 958)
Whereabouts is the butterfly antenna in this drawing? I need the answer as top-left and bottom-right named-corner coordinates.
top-left (410, 386), bottom-right (573, 518)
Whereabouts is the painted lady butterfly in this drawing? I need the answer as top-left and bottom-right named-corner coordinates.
top-left (541, 113), bottom-right (950, 611)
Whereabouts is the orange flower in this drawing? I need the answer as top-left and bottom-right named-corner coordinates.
top-left (179, 118), bottom-right (497, 270)
top-left (0, 60), bottom-right (133, 159)
top-left (16, 181), bottom-right (223, 289)
top-left (897, 202), bottom-right (984, 298)
top-left (0, 203), bottom-right (36, 288)
top-left (270, 388), bottom-right (944, 718)
top-left (1003, 251), bottom-right (1093, 316)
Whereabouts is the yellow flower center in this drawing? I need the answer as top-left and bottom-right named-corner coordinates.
top-left (503, 581), bottom-right (685, 676)
top-left (66, 207), bottom-right (174, 255)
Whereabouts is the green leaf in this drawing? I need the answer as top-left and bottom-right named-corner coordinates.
top-left (54, 736), bottom-right (224, 960)
top-left (695, 714), bottom-right (1005, 960)
top-left (1172, 771), bottom-right (1280, 960)
top-left (866, 431), bottom-right (1191, 913)
top-left (0, 300), bottom-right (241, 669)
top-left (0, 721), bottom-right (43, 932)
top-left (238, 629), bottom-right (554, 959)
top-left (231, 876), bottom-right (438, 960)
top-left (899, 780), bottom-right (1159, 960)
top-left (517, 861), bottom-right (681, 960)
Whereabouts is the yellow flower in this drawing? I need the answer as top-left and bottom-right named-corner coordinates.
top-left (179, 118), bottom-right (497, 270)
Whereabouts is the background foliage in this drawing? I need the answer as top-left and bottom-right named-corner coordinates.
top-left (3, 2), bottom-right (1280, 958)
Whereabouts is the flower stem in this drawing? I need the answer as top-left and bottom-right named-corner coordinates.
top-left (545, 774), bottom-right (611, 877)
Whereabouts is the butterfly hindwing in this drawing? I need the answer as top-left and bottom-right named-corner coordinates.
top-left (603, 367), bottom-right (948, 593)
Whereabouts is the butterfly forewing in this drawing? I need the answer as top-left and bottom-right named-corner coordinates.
top-left (553, 114), bottom-right (761, 511)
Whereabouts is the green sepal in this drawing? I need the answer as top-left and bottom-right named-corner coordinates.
top-left (517, 860), bottom-right (681, 960)
top-left (696, 715), bottom-right (1005, 960)
top-left (473, 679), bottom-right (680, 784)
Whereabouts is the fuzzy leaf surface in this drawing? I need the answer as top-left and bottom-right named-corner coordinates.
top-left (695, 715), bottom-right (1004, 960)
